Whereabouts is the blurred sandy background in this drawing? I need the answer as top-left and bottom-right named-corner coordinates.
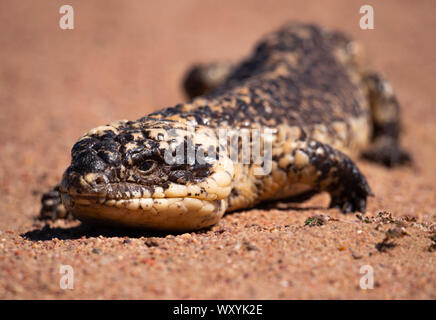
top-left (0, 0), bottom-right (434, 299)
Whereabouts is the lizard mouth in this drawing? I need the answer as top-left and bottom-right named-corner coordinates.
top-left (60, 166), bottom-right (233, 231)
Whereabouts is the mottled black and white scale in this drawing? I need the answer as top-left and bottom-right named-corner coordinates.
top-left (40, 23), bottom-right (410, 231)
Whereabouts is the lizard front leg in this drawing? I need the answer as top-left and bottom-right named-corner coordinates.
top-left (275, 138), bottom-right (373, 213)
top-left (39, 185), bottom-right (72, 220)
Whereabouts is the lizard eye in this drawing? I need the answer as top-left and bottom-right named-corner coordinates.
top-left (138, 160), bottom-right (156, 173)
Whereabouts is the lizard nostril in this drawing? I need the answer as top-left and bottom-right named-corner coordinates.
top-left (95, 176), bottom-right (105, 185)
top-left (84, 173), bottom-right (107, 186)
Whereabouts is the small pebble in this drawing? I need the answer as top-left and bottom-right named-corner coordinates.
top-left (92, 248), bottom-right (102, 254)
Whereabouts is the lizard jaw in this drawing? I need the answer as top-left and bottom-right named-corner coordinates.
top-left (61, 193), bottom-right (227, 231)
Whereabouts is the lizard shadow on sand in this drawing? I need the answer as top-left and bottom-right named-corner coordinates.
top-left (21, 223), bottom-right (178, 241)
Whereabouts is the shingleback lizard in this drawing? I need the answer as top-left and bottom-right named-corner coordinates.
top-left (40, 23), bottom-right (410, 231)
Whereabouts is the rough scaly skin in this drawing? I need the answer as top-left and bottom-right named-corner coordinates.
top-left (40, 23), bottom-right (410, 231)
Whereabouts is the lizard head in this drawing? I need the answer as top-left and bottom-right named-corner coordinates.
top-left (60, 118), bottom-right (234, 231)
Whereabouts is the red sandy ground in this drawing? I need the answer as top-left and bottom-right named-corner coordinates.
top-left (0, 0), bottom-right (434, 299)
